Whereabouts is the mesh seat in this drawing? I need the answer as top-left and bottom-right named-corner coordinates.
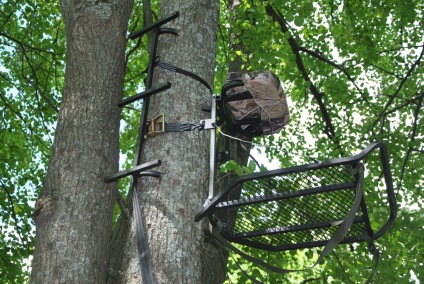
top-left (195, 142), bottom-right (397, 251)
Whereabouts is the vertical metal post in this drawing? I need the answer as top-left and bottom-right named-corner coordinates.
top-left (133, 27), bottom-right (160, 166)
top-left (132, 12), bottom-right (179, 166)
top-left (206, 97), bottom-right (217, 205)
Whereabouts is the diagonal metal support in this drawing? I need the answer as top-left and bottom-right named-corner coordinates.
top-left (118, 82), bottom-right (172, 108)
top-left (129, 12), bottom-right (179, 40)
top-left (104, 160), bottom-right (161, 183)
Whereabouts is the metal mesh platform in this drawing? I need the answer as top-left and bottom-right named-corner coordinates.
top-left (195, 142), bottom-right (397, 251)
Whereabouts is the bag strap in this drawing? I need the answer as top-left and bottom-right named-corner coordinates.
top-left (210, 164), bottom-right (378, 283)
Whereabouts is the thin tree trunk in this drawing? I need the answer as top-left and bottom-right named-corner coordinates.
top-left (30, 1), bottom-right (133, 283)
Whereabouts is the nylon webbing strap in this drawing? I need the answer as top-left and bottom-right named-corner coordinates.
top-left (132, 185), bottom-right (156, 284)
top-left (165, 122), bottom-right (204, 132)
top-left (145, 114), bottom-right (206, 138)
top-left (155, 60), bottom-right (213, 94)
top-left (314, 164), bottom-right (365, 265)
top-left (362, 234), bottom-right (381, 284)
top-left (210, 164), bottom-right (368, 283)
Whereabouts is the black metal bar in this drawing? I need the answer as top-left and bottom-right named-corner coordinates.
top-left (359, 191), bottom-right (374, 237)
top-left (104, 160), bottom-right (161, 183)
top-left (118, 82), bottom-right (172, 108)
top-left (228, 216), bottom-right (366, 240)
top-left (214, 182), bottom-right (357, 210)
top-left (159, 28), bottom-right (178, 36)
top-left (139, 170), bottom-right (161, 178)
top-left (232, 233), bottom-right (365, 252)
top-left (133, 27), bottom-right (160, 166)
top-left (221, 80), bottom-right (244, 95)
top-left (129, 12), bottom-right (179, 39)
top-left (231, 117), bottom-right (261, 126)
top-left (371, 143), bottom-right (397, 240)
top-left (224, 92), bottom-right (253, 102)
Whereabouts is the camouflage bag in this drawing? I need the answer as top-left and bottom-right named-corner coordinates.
top-left (218, 71), bottom-right (290, 137)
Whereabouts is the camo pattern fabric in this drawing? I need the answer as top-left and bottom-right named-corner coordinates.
top-left (225, 71), bottom-right (290, 136)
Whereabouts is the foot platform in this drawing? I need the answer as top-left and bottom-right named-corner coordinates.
top-left (195, 142), bottom-right (396, 251)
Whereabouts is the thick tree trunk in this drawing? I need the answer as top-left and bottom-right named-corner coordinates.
top-left (30, 1), bottom-right (133, 283)
top-left (107, 1), bottom-right (221, 283)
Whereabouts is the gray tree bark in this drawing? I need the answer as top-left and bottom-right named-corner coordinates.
top-left (30, 1), bottom-right (133, 283)
top-left (107, 1), bottom-right (222, 284)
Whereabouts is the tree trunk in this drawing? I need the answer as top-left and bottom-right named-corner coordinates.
top-left (202, 2), bottom-right (254, 282)
top-left (30, 1), bottom-right (133, 283)
top-left (107, 1), bottom-right (221, 284)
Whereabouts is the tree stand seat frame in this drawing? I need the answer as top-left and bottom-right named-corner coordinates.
top-left (195, 142), bottom-right (397, 252)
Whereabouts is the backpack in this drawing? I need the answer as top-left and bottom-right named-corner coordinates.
top-left (218, 70), bottom-right (290, 137)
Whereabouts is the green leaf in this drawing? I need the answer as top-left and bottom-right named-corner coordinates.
top-left (294, 14), bottom-right (304, 27)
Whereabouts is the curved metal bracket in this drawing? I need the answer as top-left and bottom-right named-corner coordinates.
top-left (159, 28), bottom-right (178, 36)
top-left (139, 170), bottom-right (161, 178)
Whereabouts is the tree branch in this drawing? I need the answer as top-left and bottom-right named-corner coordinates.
top-left (370, 63), bottom-right (402, 80)
top-left (371, 45), bottom-right (424, 134)
top-left (411, 148), bottom-right (424, 154)
top-left (265, 5), bottom-right (343, 153)
top-left (1, 30), bottom-right (61, 114)
top-left (384, 92), bottom-right (424, 116)
top-left (1, 71), bottom-right (54, 148)
top-left (0, 180), bottom-right (26, 247)
top-left (332, 251), bottom-right (355, 284)
top-left (125, 14), bottom-right (142, 69)
top-left (396, 93), bottom-right (423, 197)
top-left (23, 75), bottom-right (59, 113)
top-left (0, 92), bottom-right (50, 150)
top-left (377, 44), bottom-right (424, 54)
top-left (0, 31), bottom-right (59, 55)
top-left (298, 46), bottom-right (366, 100)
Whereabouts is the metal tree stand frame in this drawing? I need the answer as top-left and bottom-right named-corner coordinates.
top-left (195, 142), bottom-right (397, 252)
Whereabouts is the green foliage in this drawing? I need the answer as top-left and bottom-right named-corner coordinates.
top-left (220, 159), bottom-right (257, 176)
top-left (218, 0), bottom-right (423, 283)
top-left (1, 0), bottom-right (64, 281)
